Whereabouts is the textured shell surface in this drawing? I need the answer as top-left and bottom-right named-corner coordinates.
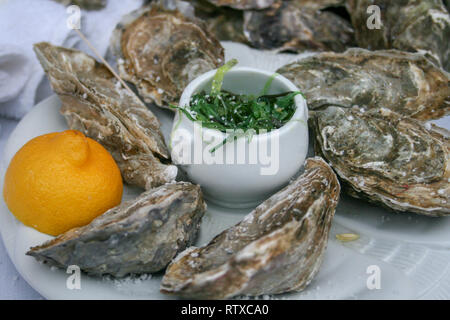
top-left (192, 0), bottom-right (248, 43)
top-left (33, 42), bottom-right (177, 190)
top-left (347, 0), bottom-right (450, 71)
top-left (160, 157), bottom-right (340, 299)
top-left (27, 182), bottom-right (206, 278)
top-left (201, 10), bottom-right (247, 43)
top-left (296, 0), bottom-right (345, 10)
top-left (277, 48), bottom-right (450, 120)
top-left (310, 106), bottom-right (450, 217)
top-left (111, 2), bottom-right (224, 108)
top-left (243, 0), bottom-right (355, 52)
top-left (52, 0), bottom-right (106, 10)
top-left (205, 0), bottom-right (277, 10)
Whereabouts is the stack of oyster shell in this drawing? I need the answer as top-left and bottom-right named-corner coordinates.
top-left (27, 0), bottom-right (449, 299)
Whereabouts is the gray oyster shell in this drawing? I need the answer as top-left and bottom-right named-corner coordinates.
top-left (111, 3), bottom-right (224, 108)
top-left (192, 0), bottom-right (248, 43)
top-left (52, 0), bottom-right (106, 10)
top-left (160, 157), bottom-right (340, 299)
top-left (34, 42), bottom-right (177, 190)
top-left (243, 1), bottom-right (355, 52)
top-left (201, 10), bottom-right (247, 43)
top-left (347, 0), bottom-right (450, 70)
top-left (277, 48), bottom-right (450, 120)
top-left (295, 0), bottom-right (345, 10)
top-left (310, 107), bottom-right (450, 217)
top-left (205, 0), bottom-right (277, 10)
top-left (27, 182), bottom-right (206, 277)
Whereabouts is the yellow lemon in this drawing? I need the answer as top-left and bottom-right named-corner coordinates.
top-left (3, 130), bottom-right (123, 236)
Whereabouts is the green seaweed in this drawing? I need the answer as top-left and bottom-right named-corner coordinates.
top-left (170, 60), bottom-right (302, 153)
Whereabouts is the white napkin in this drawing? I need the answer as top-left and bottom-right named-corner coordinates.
top-left (0, 45), bottom-right (31, 104)
top-left (0, 0), bottom-right (143, 119)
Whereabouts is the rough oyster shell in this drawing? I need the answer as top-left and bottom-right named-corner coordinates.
top-left (243, 1), bottom-right (355, 52)
top-left (310, 107), bottom-right (450, 217)
top-left (192, 0), bottom-right (248, 43)
top-left (296, 0), bottom-right (345, 10)
top-left (52, 0), bottom-right (106, 10)
top-left (205, 0), bottom-right (277, 10)
top-left (277, 48), bottom-right (450, 120)
top-left (111, 3), bottom-right (224, 108)
top-left (27, 182), bottom-right (206, 277)
top-left (34, 42), bottom-right (177, 190)
top-left (201, 10), bottom-right (247, 43)
top-left (347, 0), bottom-right (450, 71)
top-left (160, 157), bottom-right (340, 299)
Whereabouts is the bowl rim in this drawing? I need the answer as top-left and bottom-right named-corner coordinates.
top-left (176, 66), bottom-right (308, 141)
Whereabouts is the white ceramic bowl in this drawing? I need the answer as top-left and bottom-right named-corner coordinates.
top-left (170, 67), bottom-right (308, 208)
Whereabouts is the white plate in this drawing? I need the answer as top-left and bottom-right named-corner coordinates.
top-left (1, 42), bottom-right (449, 300)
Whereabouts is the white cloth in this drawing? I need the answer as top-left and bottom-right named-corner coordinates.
top-left (0, 0), bottom-right (143, 119)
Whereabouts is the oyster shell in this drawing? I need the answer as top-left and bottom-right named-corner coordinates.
top-left (160, 157), bottom-right (340, 299)
top-left (296, 0), bottom-right (345, 10)
top-left (277, 48), bottom-right (450, 120)
top-left (52, 0), bottom-right (106, 10)
top-left (192, 0), bottom-right (248, 43)
top-left (111, 3), bottom-right (224, 107)
top-left (243, 1), bottom-right (355, 52)
top-left (205, 0), bottom-right (277, 10)
top-left (310, 107), bottom-right (450, 217)
top-left (201, 10), bottom-right (247, 43)
top-left (27, 182), bottom-right (206, 277)
top-left (34, 42), bottom-right (177, 190)
top-left (347, 0), bottom-right (450, 70)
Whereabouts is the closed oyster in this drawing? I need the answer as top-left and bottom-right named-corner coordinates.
top-left (205, 0), bottom-right (277, 10)
top-left (34, 42), bottom-right (177, 190)
top-left (111, 3), bottom-right (224, 107)
top-left (201, 10), bottom-right (247, 43)
top-left (243, 0), bottom-right (355, 52)
top-left (161, 157), bottom-right (340, 299)
top-left (296, 0), bottom-right (345, 10)
top-left (277, 48), bottom-right (450, 120)
top-left (310, 107), bottom-right (450, 217)
top-left (347, 0), bottom-right (450, 70)
top-left (192, 0), bottom-right (248, 43)
top-left (52, 0), bottom-right (106, 10)
top-left (27, 182), bottom-right (206, 277)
